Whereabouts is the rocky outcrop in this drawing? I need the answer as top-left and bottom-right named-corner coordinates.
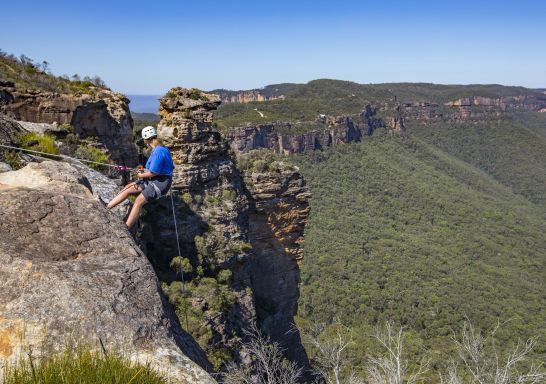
top-left (243, 164), bottom-right (311, 368)
top-left (223, 92), bottom-right (546, 152)
top-left (225, 106), bottom-right (403, 154)
top-left (444, 94), bottom-right (546, 109)
top-left (399, 94), bottom-right (546, 123)
top-left (215, 90), bottom-right (285, 104)
top-left (144, 87), bottom-right (258, 369)
top-left (0, 162), bottom-right (11, 173)
top-left (0, 84), bottom-right (138, 165)
top-left (400, 101), bottom-right (442, 121)
top-left (0, 161), bottom-right (214, 383)
top-left (143, 87), bottom-right (312, 375)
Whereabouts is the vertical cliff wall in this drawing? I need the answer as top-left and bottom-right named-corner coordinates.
top-left (214, 89), bottom-right (285, 104)
top-left (225, 105), bottom-right (404, 155)
top-left (139, 87), bottom-right (312, 374)
top-left (242, 162), bottom-right (311, 368)
top-left (0, 82), bottom-right (138, 165)
top-left (140, 87), bottom-right (257, 370)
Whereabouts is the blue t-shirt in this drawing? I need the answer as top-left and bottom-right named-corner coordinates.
top-left (145, 146), bottom-right (174, 176)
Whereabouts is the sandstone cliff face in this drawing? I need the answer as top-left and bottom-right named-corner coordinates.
top-left (143, 87), bottom-right (312, 373)
top-left (444, 95), bottom-right (546, 109)
top-left (400, 94), bottom-right (546, 122)
top-left (242, 164), bottom-right (311, 368)
top-left (0, 83), bottom-right (137, 165)
top-left (0, 161), bottom-right (214, 383)
top-left (143, 87), bottom-right (258, 369)
top-left (216, 90), bottom-right (285, 104)
top-left (223, 93), bottom-right (546, 155)
top-left (225, 105), bottom-right (404, 155)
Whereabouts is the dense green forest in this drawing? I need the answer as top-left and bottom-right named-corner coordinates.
top-left (291, 127), bottom-right (546, 373)
top-left (216, 81), bottom-right (546, 375)
top-left (214, 79), bottom-right (541, 128)
top-left (408, 114), bottom-right (546, 205)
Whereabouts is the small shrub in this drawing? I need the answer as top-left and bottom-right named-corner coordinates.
top-left (165, 88), bottom-right (178, 98)
top-left (194, 235), bottom-right (210, 258)
top-left (252, 159), bottom-right (267, 172)
top-left (193, 194), bottom-right (203, 205)
top-left (216, 269), bottom-right (232, 284)
top-left (64, 133), bottom-right (80, 145)
top-left (188, 87), bottom-right (209, 101)
top-left (229, 241), bottom-right (252, 254)
top-left (170, 256), bottom-right (193, 274)
top-left (20, 133), bottom-right (60, 156)
top-left (58, 123), bottom-right (74, 132)
top-left (222, 189), bottom-right (237, 201)
top-left (2, 150), bottom-right (22, 170)
top-left (75, 146), bottom-right (110, 170)
top-left (181, 192), bottom-right (193, 205)
top-left (209, 348), bottom-right (233, 372)
top-left (70, 80), bottom-right (96, 94)
top-left (204, 193), bottom-right (221, 205)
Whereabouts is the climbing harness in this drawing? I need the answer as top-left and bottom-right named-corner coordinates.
top-left (152, 182), bottom-right (163, 198)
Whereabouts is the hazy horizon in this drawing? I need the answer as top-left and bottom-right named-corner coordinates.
top-left (127, 78), bottom-right (546, 113)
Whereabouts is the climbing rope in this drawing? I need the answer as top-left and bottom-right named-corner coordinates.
top-left (0, 143), bottom-right (137, 172)
top-left (169, 190), bottom-right (189, 329)
top-left (169, 190), bottom-right (184, 284)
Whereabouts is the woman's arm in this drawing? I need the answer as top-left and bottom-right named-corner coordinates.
top-left (137, 171), bottom-right (156, 179)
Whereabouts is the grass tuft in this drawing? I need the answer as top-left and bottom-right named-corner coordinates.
top-left (75, 146), bottom-right (110, 170)
top-left (20, 133), bottom-right (60, 156)
top-left (2, 347), bottom-right (168, 384)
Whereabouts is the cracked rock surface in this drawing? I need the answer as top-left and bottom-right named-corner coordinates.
top-left (0, 161), bottom-right (215, 383)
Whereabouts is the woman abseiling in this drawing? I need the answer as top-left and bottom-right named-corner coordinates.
top-left (107, 126), bottom-right (174, 228)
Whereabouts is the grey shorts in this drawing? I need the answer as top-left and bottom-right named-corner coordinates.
top-left (136, 176), bottom-right (172, 202)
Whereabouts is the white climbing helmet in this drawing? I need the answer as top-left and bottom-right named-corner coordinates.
top-left (141, 126), bottom-right (157, 140)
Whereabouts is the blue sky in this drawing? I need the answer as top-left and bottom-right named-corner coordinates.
top-left (2, 0), bottom-right (546, 94)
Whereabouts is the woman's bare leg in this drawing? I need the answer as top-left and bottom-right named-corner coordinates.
top-left (126, 193), bottom-right (147, 228)
top-left (107, 182), bottom-right (140, 209)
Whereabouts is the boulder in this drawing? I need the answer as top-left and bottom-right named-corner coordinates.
top-left (0, 162), bottom-right (11, 173)
top-left (0, 114), bottom-right (24, 163)
top-left (0, 161), bottom-right (215, 383)
top-left (16, 120), bottom-right (60, 135)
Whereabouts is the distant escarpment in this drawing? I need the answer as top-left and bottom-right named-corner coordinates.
top-left (214, 89), bottom-right (285, 104)
top-left (140, 87), bottom-right (311, 372)
top-left (223, 91), bottom-right (546, 154)
top-left (0, 81), bottom-right (137, 165)
top-left (403, 94), bottom-right (546, 122)
top-left (226, 104), bottom-right (404, 155)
